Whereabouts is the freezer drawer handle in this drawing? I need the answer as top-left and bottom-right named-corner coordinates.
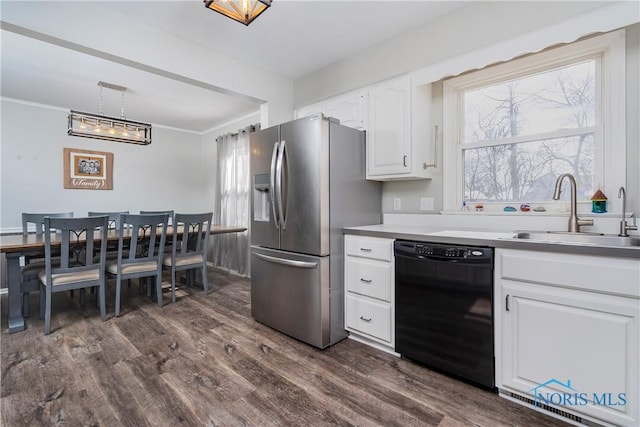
top-left (360, 278), bottom-right (372, 283)
top-left (254, 252), bottom-right (318, 269)
top-left (360, 316), bottom-right (372, 322)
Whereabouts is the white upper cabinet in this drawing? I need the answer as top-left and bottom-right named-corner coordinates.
top-left (366, 75), bottom-right (434, 180)
top-left (295, 91), bottom-right (366, 130)
top-left (294, 101), bottom-right (326, 120)
top-left (295, 74), bottom-right (436, 181)
top-left (366, 75), bottom-right (411, 178)
top-left (326, 91), bottom-right (367, 130)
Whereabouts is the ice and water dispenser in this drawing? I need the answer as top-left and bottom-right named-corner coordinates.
top-left (253, 173), bottom-right (270, 222)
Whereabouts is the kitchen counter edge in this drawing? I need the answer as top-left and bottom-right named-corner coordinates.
top-left (343, 225), bottom-right (640, 259)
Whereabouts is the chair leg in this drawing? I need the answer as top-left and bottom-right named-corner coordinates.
top-left (171, 268), bottom-right (177, 303)
top-left (44, 286), bottom-right (52, 335)
top-left (115, 274), bottom-right (122, 317)
top-left (79, 288), bottom-right (86, 307)
top-left (155, 273), bottom-right (163, 307)
top-left (40, 285), bottom-right (45, 319)
top-left (202, 264), bottom-right (208, 295)
top-left (99, 282), bottom-right (106, 321)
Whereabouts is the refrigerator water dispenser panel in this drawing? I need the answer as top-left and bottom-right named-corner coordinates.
top-left (253, 173), bottom-right (270, 222)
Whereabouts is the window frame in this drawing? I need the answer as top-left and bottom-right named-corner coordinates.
top-left (442, 30), bottom-right (626, 214)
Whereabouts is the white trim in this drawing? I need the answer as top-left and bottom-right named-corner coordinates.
top-left (202, 109), bottom-right (261, 135)
top-left (1, 96), bottom-right (257, 136)
top-left (1, 96), bottom-right (68, 113)
top-left (442, 30), bottom-right (626, 213)
top-left (411, 1), bottom-right (639, 86)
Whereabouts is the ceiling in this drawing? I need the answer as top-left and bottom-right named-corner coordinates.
top-left (1, 1), bottom-right (467, 132)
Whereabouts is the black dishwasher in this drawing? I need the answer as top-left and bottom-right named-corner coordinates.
top-left (394, 240), bottom-right (494, 389)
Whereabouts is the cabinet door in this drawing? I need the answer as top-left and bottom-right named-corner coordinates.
top-left (499, 281), bottom-right (639, 426)
top-left (326, 92), bottom-right (366, 130)
top-left (367, 76), bottom-right (411, 177)
top-left (295, 101), bottom-right (326, 120)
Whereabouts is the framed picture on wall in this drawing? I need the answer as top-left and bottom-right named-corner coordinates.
top-left (63, 147), bottom-right (113, 190)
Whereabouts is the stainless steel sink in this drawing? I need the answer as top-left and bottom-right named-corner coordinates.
top-left (508, 231), bottom-right (640, 247)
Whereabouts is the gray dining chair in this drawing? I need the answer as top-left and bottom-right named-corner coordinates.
top-left (88, 211), bottom-right (129, 230)
top-left (140, 210), bottom-right (174, 222)
top-left (162, 212), bottom-right (213, 303)
top-left (89, 211), bottom-right (130, 256)
top-left (141, 210), bottom-right (174, 252)
top-left (105, 213), bottom-right (168, 316)
top-left (39, 216), bottom-right (108, 335)
top-left (20, 212), bottom-right (74, 316)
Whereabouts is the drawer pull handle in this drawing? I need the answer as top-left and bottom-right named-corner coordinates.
top-left (359, 247), bottom-right (372, 252)
top-left (360, 278), bottom-right (372, 283)
top-left (360, 316), bottom-right (372, 322)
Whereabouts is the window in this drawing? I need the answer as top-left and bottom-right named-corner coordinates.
top-left (443, 30), bottom-right (625, 213)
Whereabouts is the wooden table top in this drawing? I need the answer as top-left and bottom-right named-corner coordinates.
top-left (0, 225), bottom-right (246, 254)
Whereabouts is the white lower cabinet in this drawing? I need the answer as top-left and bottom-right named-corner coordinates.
top-left (344, 235), bottom-right (395, 352)
top-left (495, 249), bottom-right (639, 427)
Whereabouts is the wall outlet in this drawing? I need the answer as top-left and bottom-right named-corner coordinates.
top-left (393, 198), bottom-right (402, 211)
top-left (420, 197), bottom-right (434, 211)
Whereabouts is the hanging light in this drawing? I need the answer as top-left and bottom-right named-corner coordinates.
top-left (68, 81), bottom-right (152, 145)
top-left (203, 0), bottom-right (271, 26)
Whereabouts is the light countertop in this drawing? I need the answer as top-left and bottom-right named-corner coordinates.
top-left (343, 224), bottom-right (640, 259)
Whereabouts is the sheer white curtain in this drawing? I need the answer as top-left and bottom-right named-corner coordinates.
top-left (213, 124), bottom-right (258, 276)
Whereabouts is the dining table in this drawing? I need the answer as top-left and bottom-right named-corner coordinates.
top-left (0, 224), bottom-right (247, 333)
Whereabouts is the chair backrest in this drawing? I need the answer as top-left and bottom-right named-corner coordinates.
top-left (22, 212), bottom-right (74, 236)
top-left (171, 212), bottom-right (213, 258)
top-left (43, 216), bottom-right (109, 278)
top-left (141, 210), bottom-right (174, 225)
top-left (118, 213), bottom-right (169, 265)
top-left (88, 211), bottom-right (129, 229)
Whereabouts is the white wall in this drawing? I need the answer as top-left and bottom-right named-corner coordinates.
top-left (1, 2), bottom-right (293, 128)
top-left (380, 23), bottom-right (640, 217)
top-left (0, 99), bottom-right (213, 232)
top-left (294, 1), bottom-right (612, 107)
top-left (293, 3), bottom-right (640, 220)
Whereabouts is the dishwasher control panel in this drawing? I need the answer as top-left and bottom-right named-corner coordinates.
top-left (399, 241), bottom-right (492, 261)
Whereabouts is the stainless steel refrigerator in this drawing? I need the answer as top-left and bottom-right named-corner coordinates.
top-left (250, 114), bottom-right (381, 349)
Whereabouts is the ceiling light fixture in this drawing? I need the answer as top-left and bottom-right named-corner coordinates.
top-left (203, 0), bottom-right (271, 26)
top-left (68, 81), bottom-right (152, 145)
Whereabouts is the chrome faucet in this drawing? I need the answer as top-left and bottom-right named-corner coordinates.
top-left (552, 173), bottom-right (594, 233)
top-left (618, 186), bottom-right (637, 237)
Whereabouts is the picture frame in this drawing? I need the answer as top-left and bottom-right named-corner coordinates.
top-left (63, 147), bottom-right (113, 190)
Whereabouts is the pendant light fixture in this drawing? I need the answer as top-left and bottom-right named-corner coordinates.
top-left (203, 0), bottom-right (271, 26)
top-left (68, 82), bottom-right (152, 145)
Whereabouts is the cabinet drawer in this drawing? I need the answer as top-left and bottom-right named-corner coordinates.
top-left (345, 236), bottom-right (393, 261)
top-left (346, 258), bottom-right (391, 301)
top-left (497, 249), bottom-right (640, 297)
top-left (346, 295), bottom-right (391, 342)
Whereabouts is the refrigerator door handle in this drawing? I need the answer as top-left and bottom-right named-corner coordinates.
top-left (253, 252), bottom-right (318, 269)
top-left (275, 140), bottom-right (287, 229)
top-left (269, 141), bottom-right (280, 230)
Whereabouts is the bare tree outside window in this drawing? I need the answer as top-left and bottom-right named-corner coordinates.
top-left (461, 60), bottom-right (596, 203)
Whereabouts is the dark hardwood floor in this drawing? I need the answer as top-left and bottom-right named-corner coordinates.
top-left (1, 269), bottom-right (570, 426)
